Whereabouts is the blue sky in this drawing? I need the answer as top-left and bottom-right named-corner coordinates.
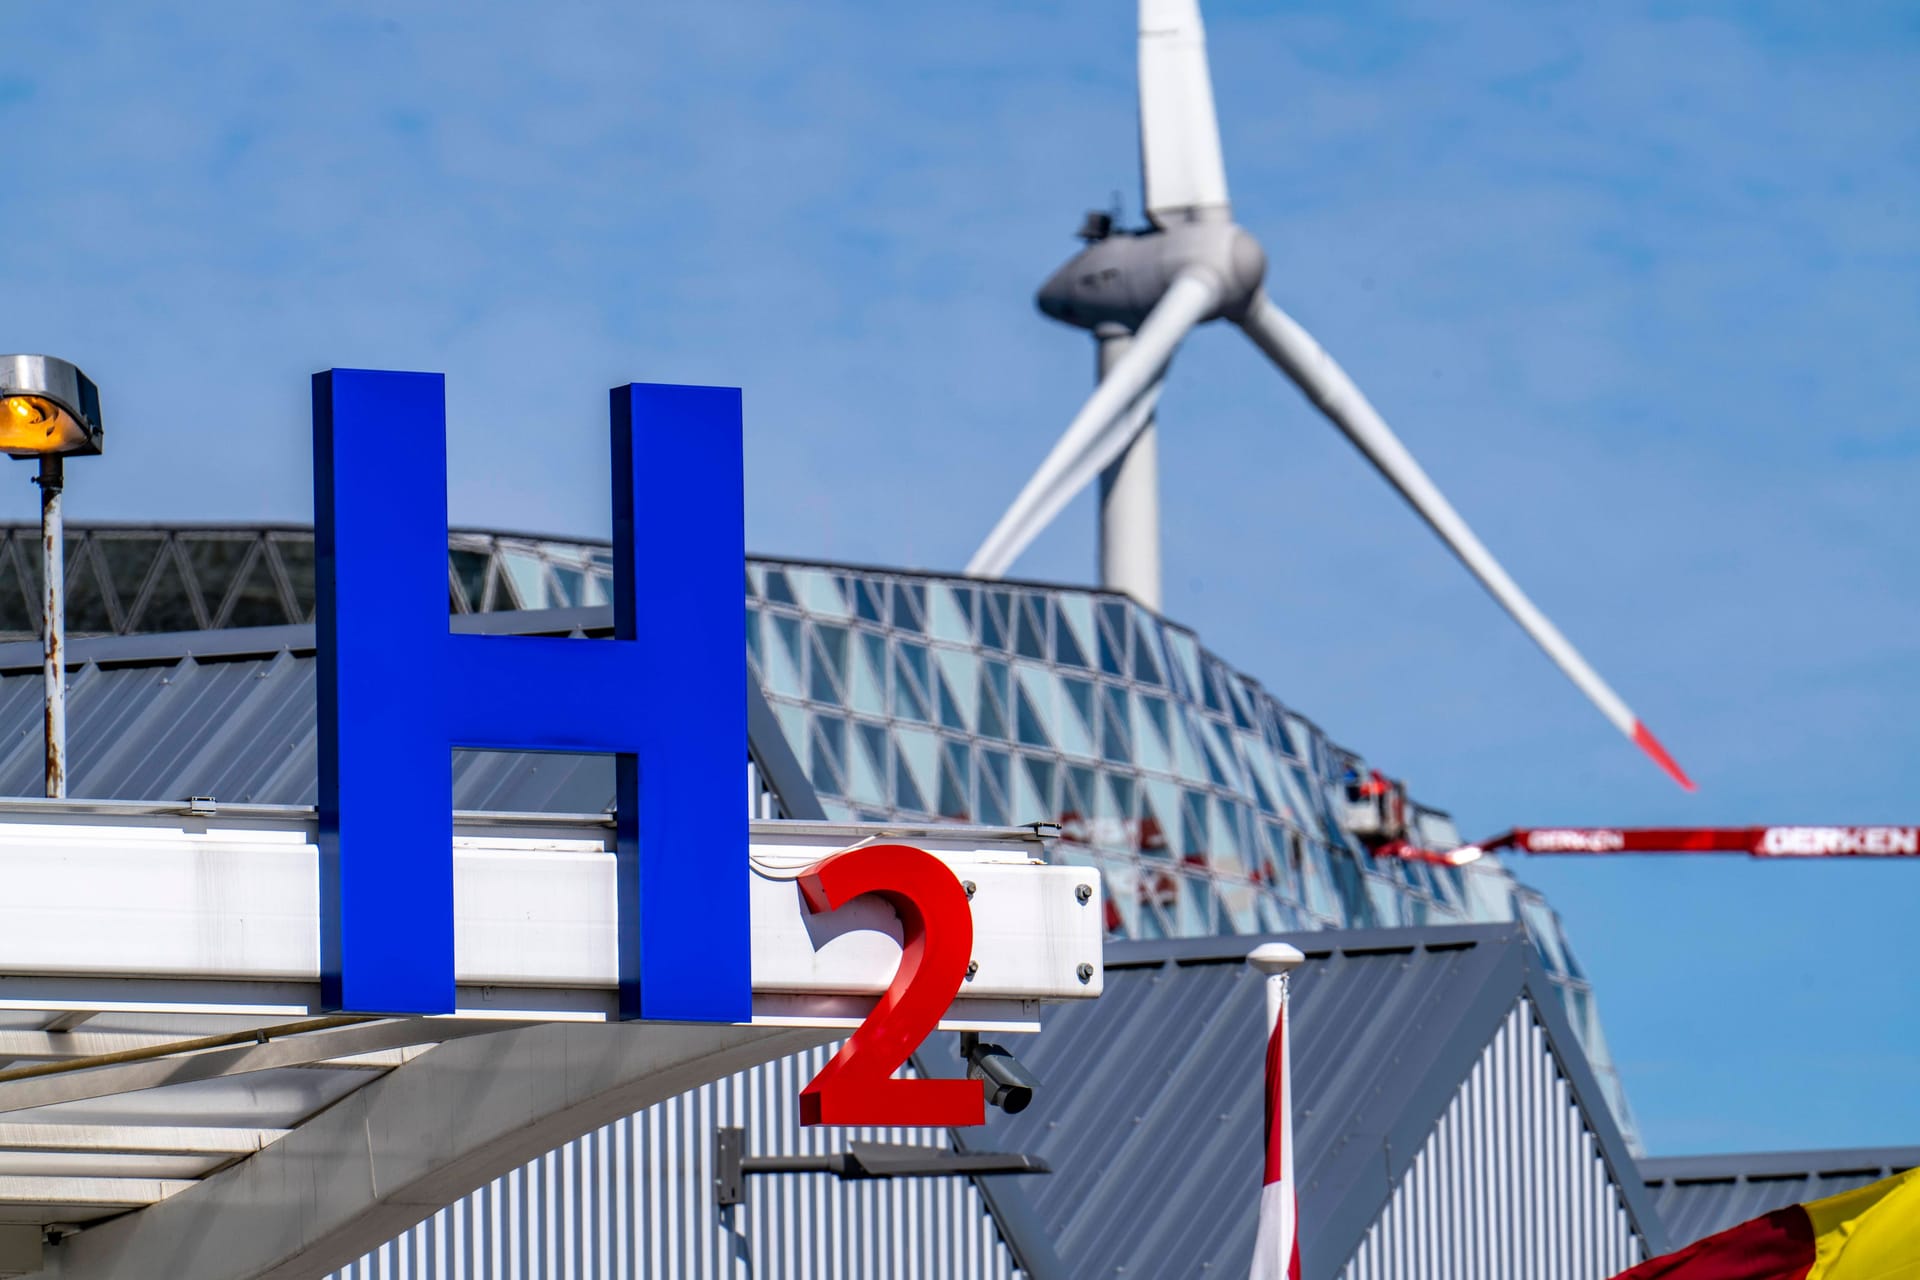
top-left (3, 1), bottom-right (1916, 1155)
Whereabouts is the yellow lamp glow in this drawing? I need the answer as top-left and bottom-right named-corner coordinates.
top-left (0, 395), bottom-right (90, 457)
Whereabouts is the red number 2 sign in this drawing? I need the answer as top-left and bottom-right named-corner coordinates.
top-left (797, 843), bottom-right (985, 1127)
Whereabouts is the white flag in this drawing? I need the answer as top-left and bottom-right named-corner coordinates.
top-left (1249, 972), bottom-right (1299, 1280)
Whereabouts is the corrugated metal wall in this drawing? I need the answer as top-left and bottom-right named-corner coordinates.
top-left (1341, 1000), bottom-right (1645, 1280)
top-left (327, 761), bottom-right (1022, 1280)
top-left (327, 1043), bottom-right (1022, 1280)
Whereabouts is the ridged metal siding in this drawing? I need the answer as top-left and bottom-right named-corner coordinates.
top-left (1342, 1001), bottom-right (1643, 1280)
top-left (943, 928), bottom-right (1662, 1280)
top-left (327, 1043), bottom-right (1022, 1280)
top-left (1641, 1148), bottom-right (1920, 1249)
top-left (321, 733), bottom-right (1020, 1279)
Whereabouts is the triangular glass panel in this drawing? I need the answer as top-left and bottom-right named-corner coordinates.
top-left (225, 544), bottom-right (291, 628)
top-left (897, 641), bottom-right (931, 695)
top-left (0, 540), bottom-right (32, 635)
top-left (1060, 677), bottom-right (1094, 738)
top-left (890, 740), bottom-right (929, 809)
top-left (976, 672), bottom-right (1009, 741)
top-left (1247, 762), bottom-right (1279, 817)
top-left (951, 584), bottom-right (976, 631)
top-left (943, 739), bottom-right (972, 792)
top-left (1096, 614), bottom-right (1126, 676)
top-left (891, 651), bottom-right (929, 722)
top-left (1199, 662), bottom-right (1227, 715)
top-left (1023, 755), bottom-right (1056, 818)
top-left (181, 535), bottom-right (252, 624)
top-left (501, 552), bottom-right (549, 610)
top-left (1068, 764), bottom-right (1100, 819)
top-left (891, 582), bottom-right (925, 634)
top-left (814, 713), bottom-right (847, 775)
top-left (1131, 696), bottom-right (1169, 773)
top-left (449, 548), bottom-right (487, 613)
top-left (936, 673), bottom-right (968, 732)
top-left (938, 758), bottom-right (971, 821)
top-left (762, 569), bottom-right (797, 605)
top-left (1053, 616), bottom-right (1088, 668)
top-left (1131, 619), bottom-right (1165, 686)
top-left (1014, 684), bottom-right (1052, 749)
top-left (844, 722), bottom-right (887, 807)
top-left (791, 569), bottom-right (846, 620)
top-left (807, 724), bottom-right (844, 797)
top-left (1107, 772), bottom-right (1135, 822)
top-left (853, 578), bottom-right (885, 623)
top-left (927, 584), bottom-right (971, 643)
top-left (979, 590), bottom-right (1007, 651)
top-left (1211, 796), bottom-right (1245, 867)
top-left (895, 726), bottom-right (939, 812)
top-left (1010, 753), bottom-right (1041, 825)
top-left (1134, 891), bottom-right (1169, 941)
top-left (1163, 626), bottom-right (1202, 699)
top-left (1182, 789), bottom-right (1210, 859)
top-left (1210, 721), bottom-right (1243, 785)
top-left (773, 614), bottom-right (805, 671)
top-left (1138, 787), bottom-right (1171, 858)
top-left (807, 635), bottom-right (843, 706)
top-left (93, 534), bottom-right (163, 617)
top-left (134, 544), bottom-right (206, 632)
top-left (982, 658), bottom-right (1011, 715)
top-left (815, 623), bottom-right (849, 686)
top-left (550, 564), bottom-right (586, 609)
top-left (935, 648), bottom-right (979, 728)
top-left (473, 558), bottom-right (506, 614)
top-left (1054, 595), bottom-right (1092, 669)
top-left (759, 616), bottom-right (804, 698)
top-left (850, 633), bottom-right (886, 715)
top-left (1100, 685), bottom-right (1131, 764)
top-left (62, 543), bottom-right (116, 635)
top-left (976, 749), bottom-right (1011, 826)
top-left (1182, 870), bottom-right (1218, 934)
top-left (1014, 596), bottom-right (1047, 660)
top-left (745, 607), bottom-right (763, 672)
top-left (1227, 679), bottom-right (1256, 731)
top-left (856, 719), bottom-right (890, 778)
top-left (1195, 726), bottom-right (1232, 788)
top-left (1265, 707), bottom-right (1299, 760)
top-left (1059, 764), bottom-right (1089, 824)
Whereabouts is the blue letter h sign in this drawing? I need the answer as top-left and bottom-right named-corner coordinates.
top-left (313, 370), bottom-right (749, 1022)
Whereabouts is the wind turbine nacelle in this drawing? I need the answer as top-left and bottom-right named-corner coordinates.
top-left (1036, 221), bottom-right (1266, 333)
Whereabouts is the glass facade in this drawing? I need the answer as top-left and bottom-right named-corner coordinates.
top-left (0, 522), bottom-right (1638, 1144)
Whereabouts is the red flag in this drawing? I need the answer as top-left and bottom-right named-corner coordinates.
top-left (1249, 972), bottom-right (1299, 1280)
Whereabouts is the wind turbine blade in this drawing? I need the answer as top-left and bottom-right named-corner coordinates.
top-left (1139, 0), bottom-right (1231, 225)
top-left (1236, 292), bottom-right (1694, 790)
top-left (968, 270), bottom-right (1219, 580)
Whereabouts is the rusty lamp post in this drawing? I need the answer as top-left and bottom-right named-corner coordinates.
top-left (0, 356), bottom-right (104, 798)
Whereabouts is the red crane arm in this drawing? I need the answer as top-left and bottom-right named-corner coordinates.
top-left (1374, 826), bottom-right (1920, 866)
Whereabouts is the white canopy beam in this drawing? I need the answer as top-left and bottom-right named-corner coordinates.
top-left (38, 1022), bottom-right (829, 1280)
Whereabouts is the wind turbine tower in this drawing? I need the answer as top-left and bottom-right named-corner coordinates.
top-left (966, 0), bottom-right (1694, 790)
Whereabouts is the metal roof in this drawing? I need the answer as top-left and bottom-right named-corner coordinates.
top-left (0, 609), bottom-right (821, 819)
top-left (921, 924), bottom-right (1664, 1280)
top-left (1641, 1147), bottom-right (1920, 1249)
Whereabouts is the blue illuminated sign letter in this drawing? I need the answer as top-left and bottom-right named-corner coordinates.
top-left (313, 369), bottom-right (748, 1021)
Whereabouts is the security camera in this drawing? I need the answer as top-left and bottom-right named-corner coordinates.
top-left (961, 1033), bottom-right (1040, 1115)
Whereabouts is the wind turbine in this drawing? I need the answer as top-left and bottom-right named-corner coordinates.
top-left (966, 0), bottom-right (1694, 790)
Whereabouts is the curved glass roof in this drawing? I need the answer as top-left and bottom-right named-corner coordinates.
top-left (0, 521), bottom-right (1640, 1143)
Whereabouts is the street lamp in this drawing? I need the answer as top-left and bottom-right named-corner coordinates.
top-left (0, 355), bottom-right (103, 799)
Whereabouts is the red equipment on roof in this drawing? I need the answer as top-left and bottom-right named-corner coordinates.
top-left (1374, 826), bottom-right (1920, 867)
